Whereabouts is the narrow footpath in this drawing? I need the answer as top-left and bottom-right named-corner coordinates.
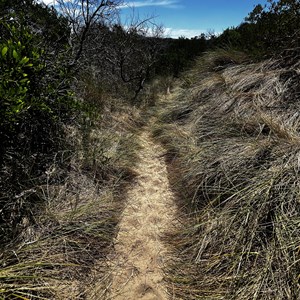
top-left (109, 128), bottom-right (177, 300)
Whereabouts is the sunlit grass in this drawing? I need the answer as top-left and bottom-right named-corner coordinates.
top-left (154, 50), bottom-right (300, 299)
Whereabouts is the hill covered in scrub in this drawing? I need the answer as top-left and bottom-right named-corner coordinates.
top-left (1, 0), bottom-right (300, 299)
top-left (154, 49), bottom-right (300, 299)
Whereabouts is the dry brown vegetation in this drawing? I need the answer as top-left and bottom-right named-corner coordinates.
top-left (153, 50), bottom-right (300, 299)
top-left (0, 96), bottom-right (143, 299)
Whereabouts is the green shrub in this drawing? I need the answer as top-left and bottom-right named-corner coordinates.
top-left (0, 13), bottom-right (74, 242)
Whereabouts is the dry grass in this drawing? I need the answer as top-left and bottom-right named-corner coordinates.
top-left (153, 50), bottom-right (300, 299)
top-left (0, 103), bottom-right (142, 299)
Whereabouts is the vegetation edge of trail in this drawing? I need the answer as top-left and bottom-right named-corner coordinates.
top-left (152, 50), bottom-right (300, 299)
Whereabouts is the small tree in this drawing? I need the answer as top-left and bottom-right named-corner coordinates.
top-left (57, 0), bottom-right (122, 67)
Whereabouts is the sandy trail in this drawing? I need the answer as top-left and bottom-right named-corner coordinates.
top-left (109, 129), bottom-right (177, 300)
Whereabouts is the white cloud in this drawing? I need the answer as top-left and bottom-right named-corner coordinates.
top-left (121, 0), bottom-right (182, 9)
top-left (164, 27), bottom-right (206, 39)
top-left (38, 0), bottom-right (56, 5)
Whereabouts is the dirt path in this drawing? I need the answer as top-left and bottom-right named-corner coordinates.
top-left (109, 128), bottom-right (177, 300)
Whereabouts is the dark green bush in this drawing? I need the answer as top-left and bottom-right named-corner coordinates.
top-left (0, 4), bottom-right (75, 242)
top-left (214, 0), bottom-right (300, 60)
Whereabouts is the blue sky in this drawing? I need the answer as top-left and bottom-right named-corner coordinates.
top-left (120, 0), bottom-right (269, 38)
top-left (41, 0), bottom-right (269, 38)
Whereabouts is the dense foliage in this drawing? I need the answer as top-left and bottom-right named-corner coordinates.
top-left (214, 0), bottom-right (300, 59)
top-left (155, 35), bottom-right (208, 77)
top-left (0, 1), bottom-right (75, 242)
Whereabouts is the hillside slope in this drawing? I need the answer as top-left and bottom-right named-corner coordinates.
top-left (154, 50), bottom-right (300, 299)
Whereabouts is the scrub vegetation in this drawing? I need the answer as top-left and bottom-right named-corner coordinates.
top-left (1, 0), bottom-right (300, 299)
top-left (153, 1), bottom-right (300, 298)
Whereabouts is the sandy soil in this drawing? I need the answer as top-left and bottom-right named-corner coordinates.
top-left (109, 129), bottom-right (177, 300)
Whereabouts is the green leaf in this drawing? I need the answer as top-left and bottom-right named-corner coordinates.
top-left (20, 57), bottom-right (29, 65)
top-left (20, 78), bottom-right (29, 84)
top-left (13, 50), bottom-right (19, 60)
top-left (1, 47), bottom-right (8, 57)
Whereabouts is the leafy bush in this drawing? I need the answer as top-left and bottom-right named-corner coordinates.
top-left (214, 0), bottom-right (300, 60)
top-left (1, 23), bottom-right (44, 128)
top-left (0, 6), bottom-right (74, 242)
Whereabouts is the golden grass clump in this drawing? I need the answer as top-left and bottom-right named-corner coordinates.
top-left (154, 50), bottom-right (300, 299)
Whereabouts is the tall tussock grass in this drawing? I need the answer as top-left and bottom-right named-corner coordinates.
top-left (0, 79), bottom-right (142, 299)
top-left (154, 50), bottom-right (300, 299)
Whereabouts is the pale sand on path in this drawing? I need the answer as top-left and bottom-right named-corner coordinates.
top-left (109, 129), bottom-right (177, 300)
